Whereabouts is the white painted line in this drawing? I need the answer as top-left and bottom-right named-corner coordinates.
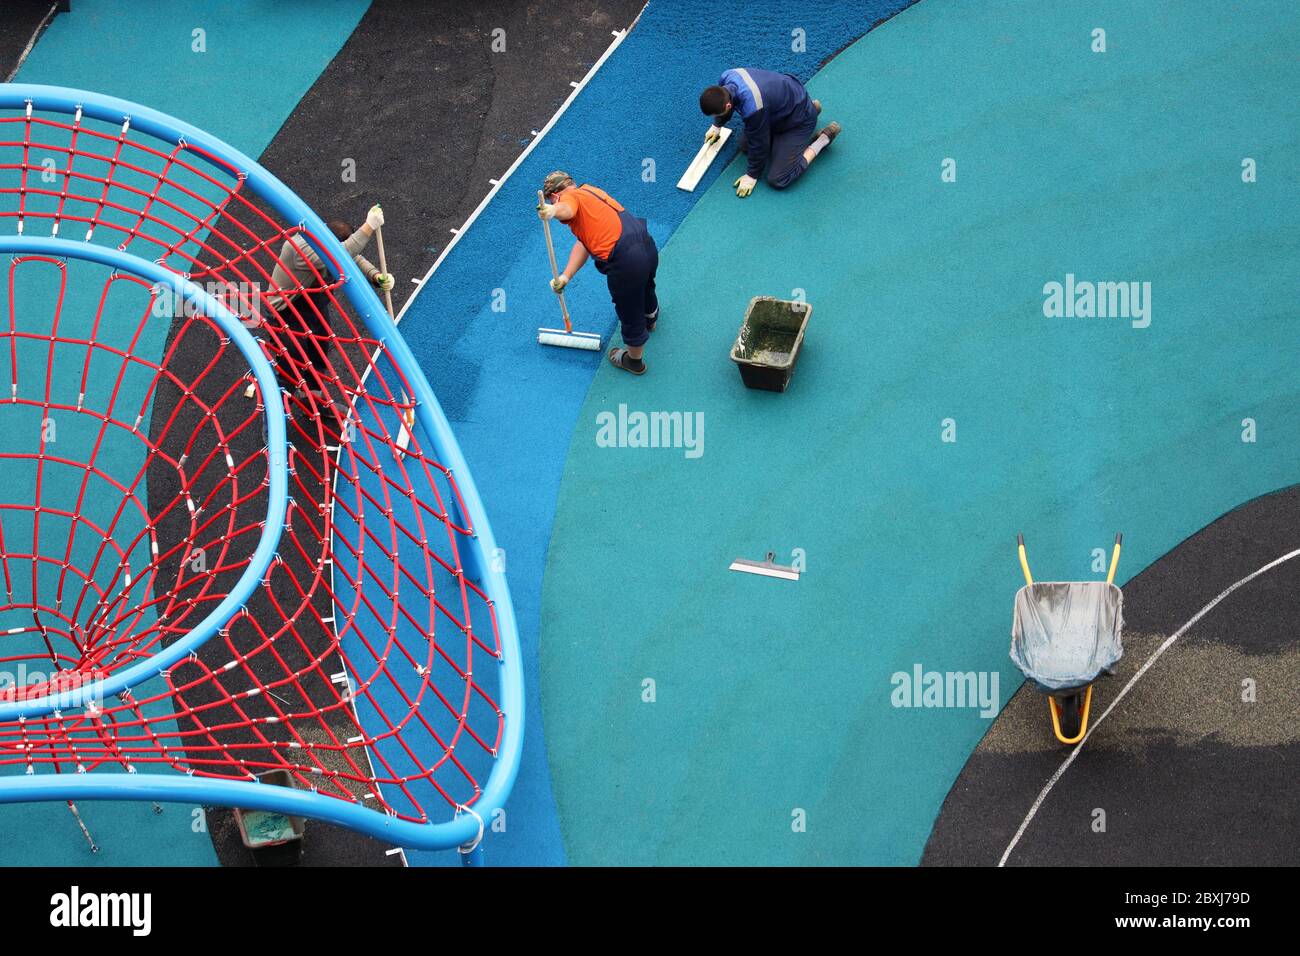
top-left (997, 544), bottom-right (1300, 867)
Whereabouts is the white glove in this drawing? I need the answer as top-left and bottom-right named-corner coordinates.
top-left (734, 174), bottom-right (757, 198)
top-left (549, 275), bottom-right (568, 294)
top-left (537, 201), bottom-right (557, 221)
top-left (373, 272), bottom-right (395, 293)
top-left (705, 125), bottom-right (723, 145)
top-left (366, 204), bottom-right (385, 230)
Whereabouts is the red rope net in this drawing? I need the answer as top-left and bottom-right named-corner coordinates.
top-left (0, 98), bottom-right (507, 837)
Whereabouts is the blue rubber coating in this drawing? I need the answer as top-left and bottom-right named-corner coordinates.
top-left (542, 0), bottom-right (1300, 864)
top-left (395, 1), bottom-right (917, 865)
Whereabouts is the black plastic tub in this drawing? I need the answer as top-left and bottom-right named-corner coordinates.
top-left (730, 296), bottom-right (811, 392)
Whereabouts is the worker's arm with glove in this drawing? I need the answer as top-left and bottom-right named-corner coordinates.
top-left (342, 205), bottom-right (385, 254)
top-left (735, 107), bottom-right (769, 194)
top-left (551, 243), bottom-right (590, 293)
top-left (353, 253), bottom-right (394, 292)
top-left (705, 102), bottom-right (735, 144)
top-left (538, 194), bottom-right (576, 221)
top-left (728, 96), bottom-right (769, 197)
top-left (537, 194), bottom-right (587, 292)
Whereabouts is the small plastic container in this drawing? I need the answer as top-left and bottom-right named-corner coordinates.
top-left (730, 296), bottom-right (811, 392)
top-left (233, 769), bottom-right (306, 865)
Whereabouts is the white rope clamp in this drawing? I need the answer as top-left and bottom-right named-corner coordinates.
top-left (455, 805), bottom-right (485, 856)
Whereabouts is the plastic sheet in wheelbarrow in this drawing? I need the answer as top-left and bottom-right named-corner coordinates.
top-left (1010, 582), bottom-right (1124, 692)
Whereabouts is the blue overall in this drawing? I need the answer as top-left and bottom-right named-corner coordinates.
top-left (715, 68), bottom-right (819, 189)
top-left (587, 198), bottom-right (659, 348)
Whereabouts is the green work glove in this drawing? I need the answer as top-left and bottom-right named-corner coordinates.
top-left (373, 272), bottom-right (395, 293)
top-left (734, 174), bottom-right (756, 198)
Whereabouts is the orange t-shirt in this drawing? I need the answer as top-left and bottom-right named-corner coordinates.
top-left (556, 185), bottom-right (624, 260)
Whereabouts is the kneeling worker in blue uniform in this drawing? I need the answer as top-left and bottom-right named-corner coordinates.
top-left (538, 171), bottom-right (659, 376)
top-left (699, 67), bottom-right (841, 198)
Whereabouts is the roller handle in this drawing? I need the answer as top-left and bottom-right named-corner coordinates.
top-left (373, 216), bottom-right (395, 321)
top-left (538, 190), bottom-right (572, 333)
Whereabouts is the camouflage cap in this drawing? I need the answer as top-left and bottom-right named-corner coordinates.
top-left (542, 170), bottom-right (574, 197)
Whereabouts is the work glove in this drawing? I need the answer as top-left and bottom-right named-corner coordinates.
top-left (372, 272), bottom-right (395, 293)
top-left (537, 201), bottom-right (557, 221)
top-left (366, 204), bottom-right (385, 230)
top-left (549, 275), bottom-right (568, 294)
top-left (734, 174), bottom-right (757, 198)
top-left (705, 125), bottom-right (723, 145)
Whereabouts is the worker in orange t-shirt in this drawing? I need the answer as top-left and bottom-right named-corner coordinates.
top-left (537, 170), bottom-right (659, 375)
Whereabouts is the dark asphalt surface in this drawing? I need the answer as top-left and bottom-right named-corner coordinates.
top-left (924, 485), bottom-right (1300, 866)
top-left (0, 1), bottom-right (55, 80)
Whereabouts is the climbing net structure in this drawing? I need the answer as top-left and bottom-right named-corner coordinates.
top-left (0, 87), bottom-right (521, 854)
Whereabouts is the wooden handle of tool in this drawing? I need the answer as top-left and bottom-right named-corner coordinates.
top-left (373, 217), bottom-right (395, 320)
top-left (374, 215), bottom-right (412, 422)
top-left (538, 190), bottom-right (572, 333)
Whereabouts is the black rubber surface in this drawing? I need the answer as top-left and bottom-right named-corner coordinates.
top-left (923, 486), bottom-right (1300, 866)
top-left (0, 1), bottom-right (56, 81)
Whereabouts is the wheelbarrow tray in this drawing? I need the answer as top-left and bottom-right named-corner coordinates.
top-left (1010, 581), bottom-right (1123, 692)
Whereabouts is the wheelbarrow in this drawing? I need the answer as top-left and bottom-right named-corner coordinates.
top-left (1010, 533), bottom-right (1124, 744)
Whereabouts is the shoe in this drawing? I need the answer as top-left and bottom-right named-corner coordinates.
top-left (813, 121), bottom-right (841, 147)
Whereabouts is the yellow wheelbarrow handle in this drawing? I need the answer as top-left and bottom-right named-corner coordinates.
top-left (1048, 686), bottom-right (1094, 745)
top-left (1017, 533), bottom-right (1033, 587)
top-left (1017, 532), bottom-right (1123, 586)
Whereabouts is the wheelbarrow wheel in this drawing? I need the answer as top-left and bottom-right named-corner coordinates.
top-left (1057, 692), bottom-right (1083, 739)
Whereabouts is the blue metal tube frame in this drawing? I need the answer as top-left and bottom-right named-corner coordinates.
top-left (0, 86), bottom-right (524, 853)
